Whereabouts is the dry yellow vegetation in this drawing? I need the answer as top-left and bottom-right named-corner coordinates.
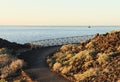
top-left (47, 30), bottom-right (120, 82)
top-left (0, 48), bottom-right (24, 81)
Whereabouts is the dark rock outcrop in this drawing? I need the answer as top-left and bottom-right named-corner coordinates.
top-left (0, 38), bottom-right (30, 50)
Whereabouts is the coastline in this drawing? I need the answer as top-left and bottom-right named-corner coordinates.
top-left (1, 30), bottom-right (120, 82)
top-left (0, 35), bottom-right (94, 82)
top-left (29, 35), bottom-right (94, 47)
top-left (16, 35), bottom-right (95, 82)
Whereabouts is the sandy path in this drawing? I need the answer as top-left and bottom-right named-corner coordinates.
top-left (18, 46), bottom-right (69, 82)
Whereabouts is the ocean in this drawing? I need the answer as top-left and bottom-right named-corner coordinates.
top-left (0, 26), bottom-right (119, 44)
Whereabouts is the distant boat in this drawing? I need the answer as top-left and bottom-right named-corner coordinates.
top-left (88, 26), bottom-right (91, 28)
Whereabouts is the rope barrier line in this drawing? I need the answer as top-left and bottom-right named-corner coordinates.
top-left (29, 35), bottom-right (94, 48)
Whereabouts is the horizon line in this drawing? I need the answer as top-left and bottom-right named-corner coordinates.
top-left (0, 25), bottom-right (120, 27)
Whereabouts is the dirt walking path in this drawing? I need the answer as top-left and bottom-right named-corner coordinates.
top-left (18, 46), bottom-right (69, 82)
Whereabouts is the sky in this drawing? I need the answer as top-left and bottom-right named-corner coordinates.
top-left (0, 0), bottom-right (120, 26)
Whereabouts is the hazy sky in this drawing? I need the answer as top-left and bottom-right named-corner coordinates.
top-left (0, 0), bottom-right (120, 26)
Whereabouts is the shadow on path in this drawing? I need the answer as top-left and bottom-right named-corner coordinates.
top-left (18, 46), bottom-right (69, 82)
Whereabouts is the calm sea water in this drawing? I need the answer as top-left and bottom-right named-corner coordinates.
top-left (0, 26), bottom-right (119, 44)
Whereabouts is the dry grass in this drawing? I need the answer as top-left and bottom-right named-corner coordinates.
top-left (0, 59), bottom-right (24, 79)
top-left (21, 70), bottom-right (33, 82)
top-left (108, 30), bottom-right (120, 33)
top-left (117, 79), bottom-right (120, 82)
top-left (117, 46), bottom-right (120, 51)
top-left (0, 48), bottom-right (7, 54)
top-left (0, 48), bottom-right (24, 79)
top-left (68, 50), bottom-right (94, 63)
top-left (0, 54), bottom-right (11, 68)
top-left (13, 70), bottom-right (34, 82)
top-left (61, 66), bottom-right (72, 74)
top-left (53, 62), bottom-right (62, 71)
top-left (10, 59), bottom-right (24, 72)
top-left (83, 60), bottom-right (94, 68)
top-left (97, 53), bottom-right (110, 64)
top-left (85, 42), bottom-right (95, 49)
top-left (74, 68), bottom-right (100, 81)
top-left (47, 30), bottom-right (120, 82)
top-left (102, 68), bottom-right (110, 73)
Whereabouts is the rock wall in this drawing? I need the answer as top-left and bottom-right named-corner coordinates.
top-left (29, 35), bottom-right (94, 48)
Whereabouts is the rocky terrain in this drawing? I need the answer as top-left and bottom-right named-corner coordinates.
top-left (0, 38), bottom-right (30, 50)
top-left (47, 30), bottom-right (120, 82)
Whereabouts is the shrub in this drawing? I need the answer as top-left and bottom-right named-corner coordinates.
top-left (0, 48), bottom-right (17, 56)
top-left (61, 66), bottom-right (72, 74)
top-left (0, 48), bottom-right (11, 54)
top-left (83, 60), bottom-right (94, 69)
top-left (60, 45), bottom-right (69, 51)
top-left (117, 46), bottom-right (120, 51)
top-left (85, 42), bottom-right (95, 49)
top-left (74, 68), bottom-right (100, 81)
top-left (53, 62), bottom-right (61, 71)
top-left (97, 53), bottom-right (110, 64)
top-left (0, 54), bottom-right (11, 68)
top-left (117, 79), bottom-right (120, 82)
top-left (102, 68), bottom-right (110, 73)
top-left (10, 59), bottom-right (24, 72)
top-left (68, 50), bottom-right (94, 63)
top-left (0, 54), bottom-right (24, 79)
